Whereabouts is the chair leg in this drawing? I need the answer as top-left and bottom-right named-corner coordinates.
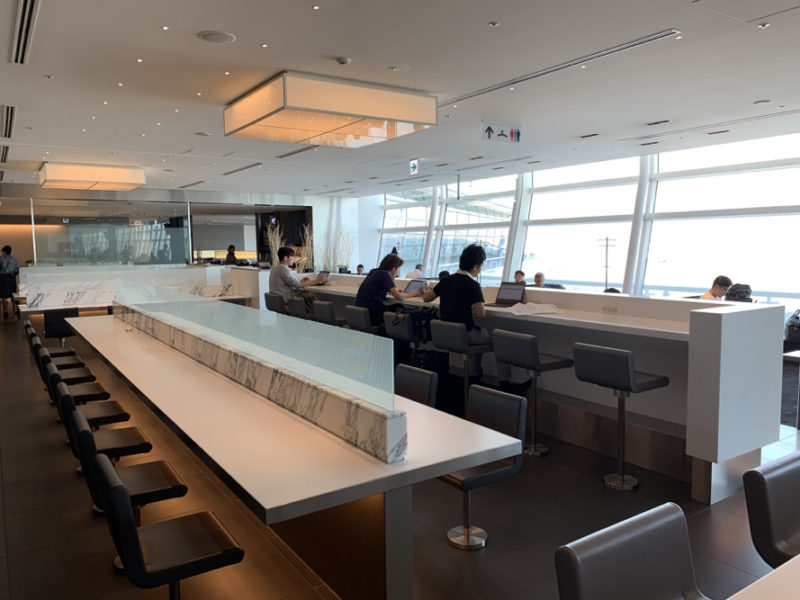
top-left (524, 372), bottom-right (549, 457)
top-left (169, 581), bottom-right (181, 600)
top-left (446, 490), bottom-right (488, 550)
top-left (603, 391), bottom-right (638, 491)
top-left (462, 354), bottom-right (470, 414)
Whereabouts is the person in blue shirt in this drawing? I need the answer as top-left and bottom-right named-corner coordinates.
top-left (355, 254), bottom-right (421, 325)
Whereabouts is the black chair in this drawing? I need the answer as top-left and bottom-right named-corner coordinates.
top-left (430, 320), bottom-right (492, 413)
top-left (440, 385), bottom-right (525, 549)
top-left (345, 305), bottom-right (380, 334)
top-left (26, 325), bottom-right (76, 357)
top-left (55, 380), bottom-right (127, 429)
top-left (572, 342), bottom-right (669, 491)
top-left (555, 502), bottom-right (709, 600)
top-left (493, 329), bottom-right (573, 457)
top-left (44, 307), bottom-right (79, 346)
top-left (395, 364), bottom-right (437, 407)
top-left (287, 297), bottom-right (310, 319)
top-left (313, 300), bottom-right (346, 326)
top-left (35, 346), bottom-right (86, 387)
top-left (264, 292), bottom-right (287, 315)
top-left (46, 364), bottom-right (110, 405)
top-left (95, 453), bottom-right (244, 598)
top-left (743, 451), bottom-right (800, 568)
top-left (384, 312), bottom-right (423, 365)
top-left (63, 401), bottom-right (152, 465)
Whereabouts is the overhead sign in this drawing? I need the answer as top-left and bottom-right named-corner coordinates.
top-left (409, 158), bottom-right (419, 175)
top-left (482, 123), bottom-right (521, 143)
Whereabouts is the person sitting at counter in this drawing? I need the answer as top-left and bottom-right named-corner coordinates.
top-left (438, 270), bottom-right (450, 280)
top-left (355, 254), bottom-right (421, 326)
top-left (225, 245), bottom-right (237, 264)
top-left (534, 272), bottom-right (545, 287)
top-left (269, 247), bottom-right (325, 309)
top-left (514, 270), bottom-right (525, 283)
top-left (422, 244), bottom-right (511, 384)
top-left (356, 264), bottom-right (364, 275)
top-left (405, 264), bottom-right (425, 279)
top-left (701, 275), bottom-right (732, 300)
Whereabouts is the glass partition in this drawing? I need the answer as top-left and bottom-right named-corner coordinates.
top-left (115, 280), bottom-right (395, 411)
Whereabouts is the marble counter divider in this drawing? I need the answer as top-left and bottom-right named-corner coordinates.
top-left (114, 303), bottom-right (407, 463)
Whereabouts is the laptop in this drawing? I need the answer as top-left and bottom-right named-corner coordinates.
top-left (403, 279), bottom-right (425, 294)
top-left (311, 271), bottom-right (329, 285)
top-left (485, 282), bottom-right (526, 307)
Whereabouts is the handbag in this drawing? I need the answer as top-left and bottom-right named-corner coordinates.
top-left (785, 310), bottom-right (800, 342)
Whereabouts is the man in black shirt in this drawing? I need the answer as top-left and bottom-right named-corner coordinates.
top-left (423, 244), bottom-right (510, 382)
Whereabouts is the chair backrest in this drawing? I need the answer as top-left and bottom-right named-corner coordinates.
top-left (345, 305), bottom-right (374, 332)
top-left (555, 502), bottom-right (706, 600)
top-left (430, 320), bottom-right (469, 353)
top-left (73, 410), bottom-right (105, 509)
top-left (572, 342), bottom-right (636, 392)
top-left (743, 451), bottom-right (800, 568)
top-left (395, 364), bottom-right (437, 407)
top-left (44, 308), bottom-right (79, 339)
top-left (44, 362), bottom-right (62, 405)
top-left (34, 345), bottom-right (51, 381)
top-left (493, 329), bottom-right (540, 371)
top-left (95, 453), bottom-right (149, 584)
top-left (264, 292), bottom-right (287, 314)
top-left (383, 312), bottom-right (416, 343)
top-left (59, 385), bottom-right (82, 460)
top-left (467, 385), bottom-right (526, 474)
top-left (313, 300), bottom-right (337, 325)
top-left (287, 297), bottom-right (307, 318)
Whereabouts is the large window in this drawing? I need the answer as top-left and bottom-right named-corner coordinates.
top-left (530, 184), bottom-right (637, 220)
top-left (377, 231), bottom-right (426, 269)
top-left (438, 226), bottom-right (509, 285)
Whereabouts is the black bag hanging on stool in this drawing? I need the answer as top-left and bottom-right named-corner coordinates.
top-left (786, 310), bottom-right (800, 342)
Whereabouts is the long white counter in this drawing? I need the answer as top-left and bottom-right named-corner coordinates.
top-left (314, 275), bottom-right (785, 503)
top-left (67, 314), bottom-right (520, 599)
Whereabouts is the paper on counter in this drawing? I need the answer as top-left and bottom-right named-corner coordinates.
top-left (505, 302), bottom-right (564, 315)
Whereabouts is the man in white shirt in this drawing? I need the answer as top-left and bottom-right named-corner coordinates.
top-left (269, 247), bottom-right (325, 308)
top-left (405, 264), bottom-right (424, 279)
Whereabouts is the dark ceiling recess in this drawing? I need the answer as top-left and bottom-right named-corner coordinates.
top-left (646, 120), bottom-right (670, 126)
top-left (0, 145), bottom-right (9, 182)
top-left (10, 0), bottom-right (39, 64)
top-left (1, 106), bottom-right (15, 139)
top-left (222, 162), bottom-right (262, 176)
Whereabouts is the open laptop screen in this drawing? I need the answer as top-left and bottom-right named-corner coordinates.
top-left (495, 283), bottom-right (525, 303)
top-left (403, 279), bottom-right (425, 294)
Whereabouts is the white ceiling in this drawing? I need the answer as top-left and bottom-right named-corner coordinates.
top-left (2, 0), bottom-right (800, 198)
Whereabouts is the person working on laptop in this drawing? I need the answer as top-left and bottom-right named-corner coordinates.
top-left (269, 247), bottom-right (325, 311)
top-left (355, 254), bottom-right (421, 326)
top-left (514, 270), bottom-right (525, 283)
top-left (422, 244), bottom-right (510, 384)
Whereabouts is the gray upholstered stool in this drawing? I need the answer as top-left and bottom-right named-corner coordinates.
top-left (313, 300), bottom-right (346, 326)
top-left (345, 305), bottom-right (381, 334)
top-left (383, 311), bottom-right (423, 364)
top-left (493, 329), bottom-right (573, 457)
top-left (264, 292), bottom-right (288, 314)
top-left (430, 320), bottom-right (492, 413)
top-left (555, 502), bottom-right (709, 599)
top-left (572, 342), bottom-right (669, 491)
top-left (287, 297), bottom-right (310, 319)
top-left (395, 364), bottom-right (437, 407)
top-left (440, 385), bottom-right (525, 549)
top-left (743, 451), bottom-right (800, 568)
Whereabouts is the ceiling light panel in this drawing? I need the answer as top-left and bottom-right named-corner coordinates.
top-left (39, 163), bottom-right (146, 191)
top-left (224, 71), bottom-right (437, 148)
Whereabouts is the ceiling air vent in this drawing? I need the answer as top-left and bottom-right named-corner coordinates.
top-left (1, 106), bottom-right (15, 138)
top-left (10, 0), bottom-right (40, 64)
top-left (221, 162), bottom-right (262, 176)
top-left (0, 145), bottom-right (8, 182)
top-left (276, 146), bottom-right (318, 159)
top-left (178, 180), bottom-right (205, 189)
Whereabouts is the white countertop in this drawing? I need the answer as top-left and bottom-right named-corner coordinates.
top-left (729, 553), bottom-right (800, 599)
top-left (68, 315), bottom-right (520, 524)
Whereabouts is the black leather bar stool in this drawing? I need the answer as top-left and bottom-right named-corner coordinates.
top-left (384, 312), bottom-right (423, 365)
top-left (345, 305), bottom-right (381, 334)
top-left (44, 307), bottom-right (79, 346)
top-left (264, 292), bottom-right (288, 314)
top-left (430, 320), bottom-right (492, 413)
top-left (56, 381), bottom-right (128, 429)
top-left (26, 326), bottom-right (76, 357)
top-left (95, 453), bottom-right (244, 599)
top-left (493, 329), bottom-right (573, 457)
top-left (313, 300), bottom-right (346, 326)
top-left (63, 402), bottom-right (152, 466)
top-left (743, 451), bottom-right (800, 568)
top-left (440, 386), bottom-right (525, 549)
top-left (572, 342), bottom-right (669, 491)
top-left (555, 503), bottom-right (709, 599)
top-left (47, 364), bottom-right (110, 405)
top-left (395, 364), bottom-right (437, 407)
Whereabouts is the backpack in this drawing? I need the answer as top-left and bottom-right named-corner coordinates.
top-left (725, 283), bottom-right (752, 303)
top-left (786, 310), bottom-right (800, 342)
top-left (389, 306), bottom-right (436, 343)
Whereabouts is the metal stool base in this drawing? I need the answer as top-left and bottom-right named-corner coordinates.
top-left (604, 473), bottom-right (638, 491)
top-left (446, 525), bottom-right (488, 550)
top-left (524, 442), bottom-right (549, 457)
top-left (113, 555), bottom-right (126, 575)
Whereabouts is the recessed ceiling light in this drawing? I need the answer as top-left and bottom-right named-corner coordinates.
top-left (368, 176), bottom-right (379, 180)
top-left (45, 151), bottom-right (49, 154)
top-left (757, 22), bottom-right (770, 29)
top-left (91, 115), bottom-right (96, 120)
top-left (81, 128), bottom-right (86, 132)
top-left (753, 99), bottom-right (771, 104)
top-left (488, 21), bottom-right (500, 27)
top-left (224, 71), bottom-right (231, 76)
top-left (580, 65), bottom-right (587, 69)
top-left (509, 87), bottom-right (515, 91)
top-left (141, 133), bottom-right (146, 137)
top-left (646, 119), bottom-right (670, 126)
top-left (136, 58), bottom-right (143, 63)
top-left (452, 104), bottom-right (458, 108)
top-left (778, 104), bottom-right (787, 108)
top-left (156, 122), bottom-right (161, 126)
top-left (174, 108), bottom-right (180, 113)
top-left (197, 30), bottom-right (237, 44)
top-left (675, 35), bottom-right (683, 40)
top-left (196, 92), bottom-right (202, 96)
top-left (117, 82), bottom-right (123, 87)
top-left (103, 100), bottom-right (108, 105)
top-left (194, 132), bottom-right (212, 136)
top-left (388, 66), bottom-right (398, 71)
top-left (312, 4), bottom-right (320, 9)
top-left (260, 43), bottom-right (269, 48)
top-left (161, 25), bottom-right (170, 31)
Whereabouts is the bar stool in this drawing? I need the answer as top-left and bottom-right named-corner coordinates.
top-left (264, 292), bottom-right (287, 314)
top-left (430, 320), bottom-right (492, 414)
top-left (313, 300), bottom-right (346, 326)
top-left (493, 329), bottom-right (573, 457)
top-left (345, 305), bottom-right (381, 334)
top-left (287, 297), bottom-right (310, 319)
top-left (383, 312), bottom-right (423, 364)
top-left (572, 342), bottom-right (669, 491)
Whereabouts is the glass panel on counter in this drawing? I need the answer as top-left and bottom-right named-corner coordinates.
top-left (115, 281), bottom-right (395, 411)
